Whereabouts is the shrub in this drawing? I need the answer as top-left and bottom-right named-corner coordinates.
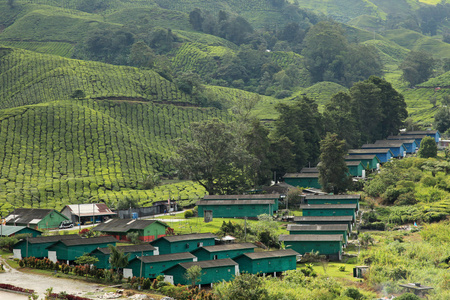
top-left (343, 287), bottom-right (363, 300)
top-left (184, 210), bottom-right (194, 218)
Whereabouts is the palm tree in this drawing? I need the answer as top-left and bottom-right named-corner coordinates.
top-left (108, 245), bottom-right (130, 274)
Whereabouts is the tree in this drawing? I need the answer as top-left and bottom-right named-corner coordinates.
top-left (74, 253), bottom-right (99, 277)
top-left (214, 273), bottom-right (269, 300)
top-left (418, 136), bottom-right (437, 158)
top-left (108, 244), bottom-right (130, 274)
top-left (400, 51), bottom-right (435, 87)
top-left (318, 133), bottom-right (351, 194)
top-left (7, 0), bottom-right (15, 8)
top-left (129, 41), bottom-right (156, 68)
top-left (359, 233), bottom-right (374, 249)
top-left (70, 90), bottom-right (86, 100)
top-left (171, 119), bottom-right (258, 195)
top-left (184, 265), bottom-right (202, 288)
top-left (189, 8), bottom-right (204, 31)
top-left (434, 108), bottom-right (450, 133)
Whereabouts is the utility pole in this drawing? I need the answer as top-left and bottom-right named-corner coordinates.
top-left (244, 217), bottom-right (247, 242)
top-left (78, 203), bottom-right (81, 232)
top-left (139, 252), bottom-right (143, 278)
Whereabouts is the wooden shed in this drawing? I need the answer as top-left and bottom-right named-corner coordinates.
top-left (5, 208), bottom-right (69, 230)
top-left (151, 233), bottom-right (217, 255)
top-left (163, 259), bottom-right (239, 287)
top-left (46, 236), bottom-right (117, 263)
top-left (287, 224), bottom-right (349, 246)
top-left (125, 252), bottom-right (196, 279)
top-left (190, 243), bottom-right (256, 261)
top-left (0, 225), bottom-right (41, 238)
top-left (203, 194), bottom-right (280, 212)
top-left (91, 244), bottom-right (156, 269)
top-left (196, 200), bottom-right (275, 218)
top-left (344, 155), bottom-right (380, 171)
top-left (13, 234), bottom-right (81, 260)
top-left (283, 173), bottom-right (321, 189)
top-left (401, 130), bottom-right (440, 143)
top-left (233, 249), bottom-right (299, 276)
top-left (304, 194), bottom-right (360, 210)
top-left (293, 215), bottom-right (354, 231)
top-left (300, 204), bottom-right (357, 221)
top-left (61, 203), bottom-right (116, 225)
top-left (348, 149), bottom-right (393, 163)
top-left (279, 234), bottom-right (343, 261)
top-left (345, 161), bottom-right (364, 177)
top-left (93, 219), bottom-right (169, 242)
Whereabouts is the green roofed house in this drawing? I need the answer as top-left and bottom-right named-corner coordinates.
top-left (190, 243), bottom-right (257, 261)
top-left (91, 244), bottom-right (156, 269)
top-left (92, 219), bottom-right (169, 242)
top-left (283, 173), bottom-right (321, 189)
top-left (300, 204), bottom-right (357, 222)
top-left (46, 236), bottom-right (117, 263)
top-left (125, 252), bottom-right (196, 279)
top-left (5, 208), bottom-right (69, 230)
top-left (13, 234), bottom-right (81, 260)
top-left (293, 215), bottom-right (354, 231)
top-left (0, 225), bottom-right (42, 238)
top-left (196, 200), bottom-right (275, 218)
top-left (279, 234), bottom-right (343, 261)
top-left (345, 161), bottom-right (364, 177)
top-left (234, 249), bottom-right (299, 276)
top-left (163, 259), bottom-right (239, 287)
top-left (344, 155), bottom-right (380, 171)
top-left (304, 194), bottom-right (361, 212)
top-left (203, 194), bottom-right (280, 212)
top-left (287, 224), bottom-right (349, 246)
top-left (151, 233), bottom-right (217, 255)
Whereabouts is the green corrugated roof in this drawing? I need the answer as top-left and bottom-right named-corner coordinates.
top-left (0, 225), bottom-right (41, 236)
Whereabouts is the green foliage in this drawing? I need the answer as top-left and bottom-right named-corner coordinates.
top-left (108, 244), bottom-right (130, 273)
top-left (418, 136), bottom-right (437, 158)
top-left (214, 273), bottom-right (269, 300)
top-left (343, 287), bottom-right (363, 300)
top-left (184, 265), bottom-right (202, 288)
top-left (126, 232), bottom-right (141, 245)
top-left (74, 253), bottom-right (99, 266)
top-left (184, 210), bottom-right (194, 219)
top-left (400, 51), bottom-right (435, 87)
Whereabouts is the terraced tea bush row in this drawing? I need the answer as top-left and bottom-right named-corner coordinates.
top-left (0, 41), bottom-right (75, 57)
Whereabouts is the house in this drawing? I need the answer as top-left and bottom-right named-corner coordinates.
top-left (151, 233), bottom-right (217, 255)
top-left (438, 139), bottom-right (450, 150)
top-left (283, 173), bottom-right (321, 189)
top-left (196, 200), bottom-right (275, 218)
top-left (5, 208), bottom-right (69, 230)
top-left (401, 130), bottom-right (440, 143)
top-left (345, 161), bottom-right (365, 177)
top-left (293, 215), bottom-right (354, 231)
top-left (362, 142), bottom-right (407, 158)
top-left (233, 249), bottom-right (299, 276)
top-left (344, 155), bottom-right (380, 171)
top-left (375, 139), bottom-right (418, 154)
top-left (287, 224), bottom-right (349, 246)
top-left (279, 234), bottom-right (343, 261)
top-left (0, 225), bottom-right (41, 238)
top-left (347, 149), bottom-right (393, 163)
top-left (91, 244), bottom-right (156, 269)
top-left (304, 194), bottom-right (361, 211)
top-left (300, 204), bottom-right (357, 222)
top-left (203, 194), bottom-right (280, 212)
top-left (125, 252), bottom-right (196, 279)
top-left (163, 259), bottom-right (239, 287)
top-left (300, 167), bottom-right (318, 173)
top-left (92, 219), bottom-right (169, 242)
top-left (61, 203), bottom-right (116, 225)
top-left (190, 243), bottom-right (256, 261)
top-left (46, 236), bottom-right (117, 263)
top-left (12, 234), bottom-right (82, 259)
top-left (387, 135), bottom-right (427, 147)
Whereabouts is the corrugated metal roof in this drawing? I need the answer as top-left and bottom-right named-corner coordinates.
top-left (345, 161), bottom-right (363, 166)
top-left (26, 234), bottom-right (82, 244)
top-left (0, 225), bottom-right (41, 236)
top-left (300, 168), bottom-right (318, 173)
top-left (195, 243), bottom-right (257, 253)
top-left (177, 258), bottom-right (238, 269)
top-left (293, 216), bottom-right (353, 222)
top-left (279, 234), bottom-right (343, 242)
top-left (196, 200), bottom-right (274, 206)
top-left (287, 224), bottom-right (348, 231)
top-left (93, 219), bottom-right (168, 233)
top-left (95, 244), bottom-right (155, 254)
top-left (58, 236), bottom-right (117, 246)
top-left (344, 154), bottom-right (379, 160)
top-left (348, 149), bottom-right (392, 154)
top-left (401, 130), bottom-right (437, 135)
top-left (305, 194), bottom-right (360, 200)
top-left (239, 249), bottom-right (299, 260)
top-left (362, 144), bottom-right (404, 149)
top-left (63, 203), bottom-right (116, 217)
top-left (387, 135), bottom-right (426, 139)
top-left (6, 209), bottom-right (59, 224)
top-left (159, 233), bottom-right (217, 242)
top-left (374, 140), bottom-right (412, 145)
top-left (283, 173), bottom-right (319, 178)
top-left (204, 194), bottom-right (281, 200)
top-left (138, 252), bottom-right (195, 263)
top-left (301, 204), bottom-right (357, 209)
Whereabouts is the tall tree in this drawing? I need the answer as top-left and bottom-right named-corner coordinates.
top-left (108, 244), bottom-right (130, 274)
top-left (189, 8), bottom-right (204, 31)
top-left (185, 265), bottom-right (202, 288)
top-left (435, 108), bottom-right (450, 133)
top-left (400, 51), bottom-right (435, 87)
top-left (318, 133), bottom-right (351, 194)
top-left (418, 136), bottom-right (437, 158)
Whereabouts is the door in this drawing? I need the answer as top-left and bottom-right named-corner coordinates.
top-left (48, 251), bottom-right (57, 263)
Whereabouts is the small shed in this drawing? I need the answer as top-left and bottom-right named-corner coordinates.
top-left (91, 244), bottom-right (156, 269)
top-left (151, 233), bottom-right (217, 255)
top-left (46, 236), bottom-right (117, 263)
top-left (125, 252), bottom-right (196, 279)
top-left (344, 155), bottom-right (380, 171)
top-left (401, 130), bottom-right (440, 143)
top-left (233, 249), bottom-right (299, 276)
top-left (0, 225), bottom-right (42, 238)
top-left (196, 200), bottom-right (275, 218)
top-left (283, 173), bottom-right (321, 189)
top-left (347, 149), bottom-right (393, 163)
top-left (163, 258), bottom-right (239, 287)
top-left (293, 215), bottom-right (354, 231)
top-left (345, 161), bottom-right (364, 177)
top-left (92, 219), bottom-right (169, 242)
top-left (300, 204), bottom-right (357, 221)
top-left (203, 194), bottom-right (280, 212)
top-left (12, 234), bottom-right (82, 259)
top-left (279, 234), bottom-right (343, 261)
top-left (362, 142), bottom-right (407, 158)
top-left (353, 266), bottom-right (369, 278)
top-left (190, 243), bottom-right (256, 261)
top-left (61, 203), bottom-right (116, 225)
top-left (5, 208), bottom-right (69, 230)
top-left (387, 134), bottom-right (426, 147)
top-left (304, 194), bottom-right (360, 210)
top-left (287, 224), bottom-right (349, 246)
top-left (375, 140), bottom-right (418, 154)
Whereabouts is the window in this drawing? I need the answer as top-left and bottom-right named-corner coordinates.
top-left (186, 243), bottom-right (190, 249)
top-left (216, 270), bottom-right (219, 273)
top-left (228, 269), bottom-right (231, 272)
top-left (268, 262), bottom-right (271, 264)
top-left (213, 255), bottom-right (218, 260)
top-left (197, 242), bottom-right (203, 247)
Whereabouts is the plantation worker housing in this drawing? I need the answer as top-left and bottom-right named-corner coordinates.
top-left (93, 218), bottom-right (169, 242)
top-left (5, 208), bottom-right (69, 230)
top-left (61, 203), bottom-right (116, 225)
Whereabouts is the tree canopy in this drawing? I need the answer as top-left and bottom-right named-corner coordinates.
top-left (418, 136), bottom-right (437, 158)
top-left (400, 51), bottom-right (435, 87)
